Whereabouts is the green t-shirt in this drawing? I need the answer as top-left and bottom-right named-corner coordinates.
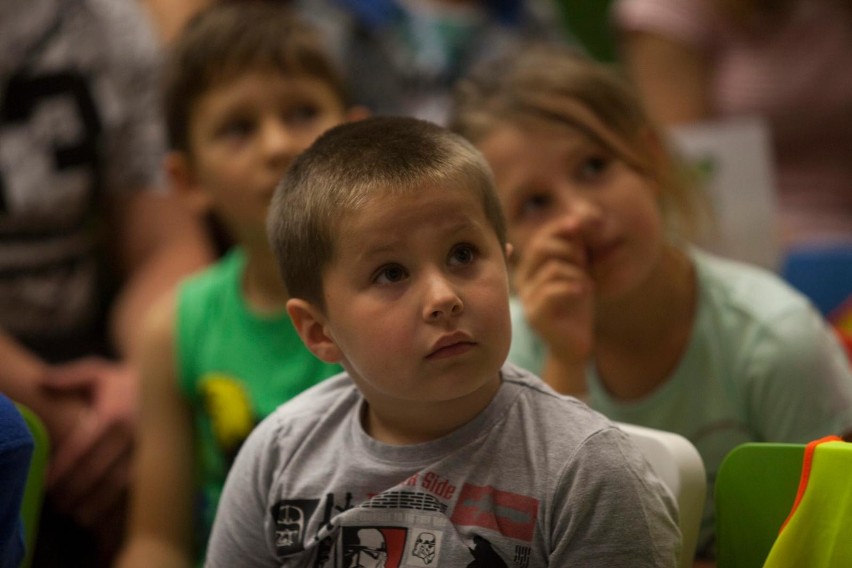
top-left (176, 248), bottom-right (341, 559)
top-left (508, 248), bottom-right (852, 558)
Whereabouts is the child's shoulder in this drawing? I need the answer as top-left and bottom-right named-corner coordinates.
top-left (252, 371), bottom-right (357, 441)
top-left (500, 363), bottom-right (624, 445)
top-left (692, 248), bottom-right (813, 319)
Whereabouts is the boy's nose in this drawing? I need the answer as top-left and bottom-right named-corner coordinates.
top-left (422, 274), bottom-right (464, 321)
top-left (262, 120), bottom-right (300, 164)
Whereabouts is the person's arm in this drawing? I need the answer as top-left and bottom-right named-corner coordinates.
top-left (106, 190), bottom-right (215, 360)
top-left (0, 333), bottom-right (85, 448)
top-left (619, 31), bottom-right (712, 125)
top-left (511, 217), bottom-right (595, 397)
top-left (117, 291), bottom-right (197, 568)
top-left (37, 190), bottom-right (213, 527)
top-left (206, 417), bottom-right (280, 568)
top-left (0, 332), bottom-right (133, 527)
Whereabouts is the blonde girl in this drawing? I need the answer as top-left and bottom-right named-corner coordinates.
top-left (449, 45), bottom-right (852, 562)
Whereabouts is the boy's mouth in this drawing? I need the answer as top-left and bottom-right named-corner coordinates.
top-left (426, 332), bottom-right (476, 359)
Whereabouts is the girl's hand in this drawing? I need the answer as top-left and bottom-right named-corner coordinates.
top-left (513, 217), bottom-right (595, 368)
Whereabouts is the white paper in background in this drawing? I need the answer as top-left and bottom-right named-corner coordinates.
top-left (667, 117), bottom-right (781, 271)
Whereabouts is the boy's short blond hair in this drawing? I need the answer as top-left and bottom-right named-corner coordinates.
top-left (449, 43), bottom-right (702, 241)
top-left (163, 2), bottom-right (348, 152)
top-left (267, 116), bottom-right (507, 310)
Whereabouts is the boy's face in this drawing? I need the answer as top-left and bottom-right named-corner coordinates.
top-left (315, 184), bottom-right (511, 412)
top-left (184, 70), bottom-right (348, 249)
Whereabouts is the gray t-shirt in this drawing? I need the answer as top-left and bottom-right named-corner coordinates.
top-left (206, 364), bottom-right (681, 567)
top-left (0, 0), bottom-right (165, 356)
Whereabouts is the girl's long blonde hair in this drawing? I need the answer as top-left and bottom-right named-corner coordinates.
top-left (449, 43), bottom-right (709, 243)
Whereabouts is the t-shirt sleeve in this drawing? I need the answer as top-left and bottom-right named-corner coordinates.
top-left (550, 426), bottom-right (681, 566)
top-left (745, 305), bottom-right (852, 442)
top-left (205, 415), bottom-right (282, 568)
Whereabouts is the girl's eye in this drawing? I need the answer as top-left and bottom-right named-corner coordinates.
top-left (374, 264), bottom-right (408, 285)
top-left (449, 244), bottom-right (476, 266)
top-left (577, 154), bottom-right (610, 181)
top-left (517, 193), bottom-right (552, 220)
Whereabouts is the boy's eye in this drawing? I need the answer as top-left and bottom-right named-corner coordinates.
top-left (577, 154), bottom-right (610, 181)
top-left (283, 104), bottom-right (319, 127)
top-left (449, 244), bottom-right (476, 266)
top-left (374, 264), bottom-right (408, 285)
top-left (217, 117), bottom-right (255, 140)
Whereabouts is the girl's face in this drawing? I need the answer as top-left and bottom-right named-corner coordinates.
top-left (476, 121), bottom-right (667, 302)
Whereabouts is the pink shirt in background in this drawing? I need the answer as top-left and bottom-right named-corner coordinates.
top-left (615, 0), bottom-right (852, 248)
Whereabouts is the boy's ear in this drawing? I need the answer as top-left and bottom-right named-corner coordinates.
top-left (504, 243), bottom-right (514, 261)
top-left (287, 298), bottom-right (343, 363)
top-left (164, 151), bottom-right (212, 214)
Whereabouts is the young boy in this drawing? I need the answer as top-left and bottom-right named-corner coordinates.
top-left (206, 116), bottom-right (681, 567)
top-left (117, 4), bottom-right (365, 566)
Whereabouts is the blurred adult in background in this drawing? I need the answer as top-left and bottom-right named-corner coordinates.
top-left (613, 0), bottom-right (852, 253)
top-left (0, 0), bottom-right (213, 564)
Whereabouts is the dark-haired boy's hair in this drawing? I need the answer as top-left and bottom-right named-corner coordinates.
top-left (163, 2), bottom-right (347, 152)
top-left (267, 116), bottom-right (506, 310)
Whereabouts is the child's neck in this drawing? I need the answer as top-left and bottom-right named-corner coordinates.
top-left (361, 375), bottom-right (501, 445)
top-left (241, 247), bottom-right (289, 315)
top-left (594, 246), bottom-right (697, 400)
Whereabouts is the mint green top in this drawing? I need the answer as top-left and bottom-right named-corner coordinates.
top-left (176, 248), bottom-right (341, 559)
top-left (508, 248), bottom-right (852, 558)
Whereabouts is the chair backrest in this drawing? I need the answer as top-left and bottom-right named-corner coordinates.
top-left (714, 443), bottom-right (805, 568)
top-left (616, 422), bottom-right (707, 568)
top-left (14, 403), bottom-right (50, 568)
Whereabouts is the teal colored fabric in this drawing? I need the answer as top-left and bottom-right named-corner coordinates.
top-left (508, 248), bottom-right (852, 557)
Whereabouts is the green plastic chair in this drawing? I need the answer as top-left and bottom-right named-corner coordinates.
top-left (14, 403), bottom-right (50, 568)
top-left (714, 443), bottom-right (805, 568)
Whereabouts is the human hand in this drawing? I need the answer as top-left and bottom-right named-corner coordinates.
top-left (512, 217), bottom-right (595, 365)
top-left (39, 357), bottom-right (139, 527)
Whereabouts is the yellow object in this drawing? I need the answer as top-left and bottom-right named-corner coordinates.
top-left (199, 373), bottom-right (255, 454)
top-left (762, 438), bottom-right (852, 568)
